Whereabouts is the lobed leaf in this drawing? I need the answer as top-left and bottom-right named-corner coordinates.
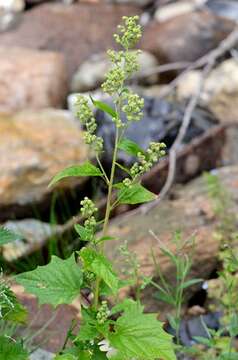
top-left (16, 254), bottom-right (83, 307)
top-left (109, 311), bottom-right (176, 360)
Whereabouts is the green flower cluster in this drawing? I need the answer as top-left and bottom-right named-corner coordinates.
top-left (123, 142), bottom-right (166, 186)
top-left (80, 197), bottom-right (98, 231)
top-left (102, 16), bottom-right (142, 99)
top-left (122, 91), bottom-right (144, 122)
top-left (96, 300), bottom-right (110, 324)
top-left (114, 16), bottom-right (142, 50)
top-left (101, 66), bottom-right (125, 96)
top-left (83, 270), bottom-right (96, 285)
top-left (74, 96), bottom-right (103, 152)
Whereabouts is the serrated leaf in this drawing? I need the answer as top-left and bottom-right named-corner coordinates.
top-left (80, 248), bottom-right (118, 293)
top-left (49, 161), bottom-right (103, 187)
top-left (0, 336), bottom-right (29, 360)
top-left (118, 138), bottom-right (145, 158)
top-left (16, 254), bottom-right (83, 307)
top-left (118, 183), bottom-right (157, 205)
top-left (0, 227), bottom-right (22, 246)
top-left (91, 97), bottom-right (117, 118)
top-left (111, 299), bottom-right (144, 316)
top-left (109, 311), bottom-right (176, 360)
top-left (74, 224), bottom-right (93, 242)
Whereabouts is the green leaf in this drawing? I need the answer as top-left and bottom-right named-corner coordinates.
top-left (118, 138), bottom-right (145, 158)
top-left (54, 355), bottom-right (77, 360)
top-left (178, 278), bottom-right (203, 290)
top-left (193, 336), bottom-right (212, 346)
top-left (75, 308), bottom-right (99, 343)
top-left (49, 161), bottom-right (103, 187)
top-left (111, 299), bottom-right (144, 316)
top-left (74, 224), bottom-right (93, 242)
top-left (118, 183), bottom-right (157, 205)
top-left (0, 280), bottom-right (27, 324)
top-left (16, 254), bottom-right (83, 307)
top-left (167, 314), bottom-right (178, 331)
top-left (0, 336), bottom-right (29, 360)
top-left (154, 291), bottom-right (175, 306)
top-left (108, 311), bottom-right (176, 360)
top-left (80, 248), bottom-right (118, 293)
top-left (90, 97), bottom-right (117, 118)
top-left (229, 313), bottom-right (238, 337)
top-left (91, 349), bottom-right (108, 359)
top-left (0, 227), bottom-right (22, 246)
top-left (95, 236), bottom-right (116, 245)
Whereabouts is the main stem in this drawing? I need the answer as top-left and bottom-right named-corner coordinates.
top-left (94, 127), bottom-right (119, 309)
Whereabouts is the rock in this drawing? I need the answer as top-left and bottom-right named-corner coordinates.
top-left (176, 70), bottom-right (203, 100)
top-left (206, 0), bottom-right (238, 21)
top-left (2, 219), bottom-right (62, 261)
top-left (155, 0), bottom-right (206, 23)
top-left (71, 50), bottom-right (159, 92)
top-left (104, 165), bottom-right (238, 314)
top-left (0, 0), bottom-right (24, 12)
top-left (0, 109), bottom-right (88, 221)
top-left (95, 96), bottom-right (218, 170)
top-left (107, 0), bottom-right (152, 6)
top-left (30, 349), bottom-right (54, 360)
top-left (177, 59), bottom-right (238, 124)
top-left (202, 59), bottom-right (238, 123)
top-left (142, 10), bottom-right (235, 64)
top-left (0, 0), bottom-right (23, 32)
top-left (0, 2), bottom-right (141, 79)
top-left (0, 47), bottom-right (67, 112)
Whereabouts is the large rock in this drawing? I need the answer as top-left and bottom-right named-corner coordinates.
top-left (2, 219), bottom-right (62, 261)
top-left (0, 109), bottom-right (88, 220)
top-left (0, 2), bottom-right (141, 79)
top-left (71, 50), bottom-right (159, 92)
top-left (0, 47), bottom-right (68, 112)
top-left (177, 59), bottom-right (238, 123)
top-left (142, 10), bottom-right (235, 64)
top-left (0, 0), bottom-right (24, 12)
